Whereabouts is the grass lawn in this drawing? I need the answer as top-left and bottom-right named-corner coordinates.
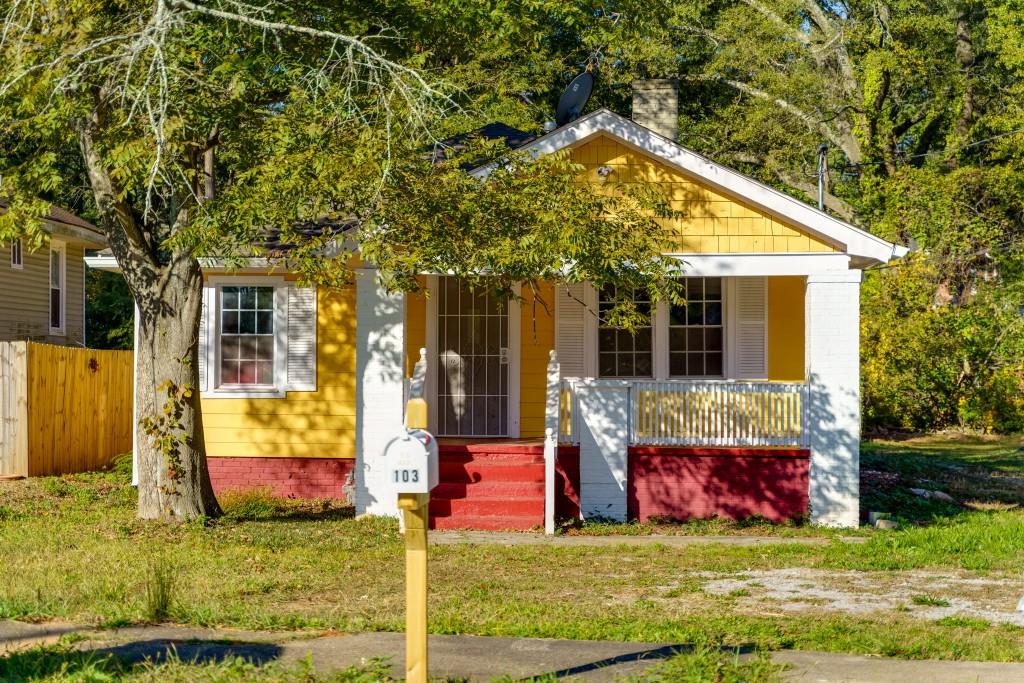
top-left (1, 433), bottom-right (1023, 678)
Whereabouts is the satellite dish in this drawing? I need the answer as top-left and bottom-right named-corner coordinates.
top-left (555, 69), bottom-right (595, 126)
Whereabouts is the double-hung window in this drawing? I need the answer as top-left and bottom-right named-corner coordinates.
top-left (10, 239), bottom-right (22, 268)
top-left (219, 285), bottom-right (276, 387)
top-left (49, 241), bottom-right (65, 335)
top-left (668, 277), bottom-right (724, 377)
top-left (597, 277), bottom-right (725, 379)
top-left (598, 285), bottom-right (653, 378)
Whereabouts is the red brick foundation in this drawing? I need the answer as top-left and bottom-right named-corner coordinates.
top-left (207, 457), bottom-right (355, 500)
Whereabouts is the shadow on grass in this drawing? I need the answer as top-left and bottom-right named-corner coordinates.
top-left (0, 639), bottom-right (282, 683)
top-left (522, 643), bottom-right (764, 682)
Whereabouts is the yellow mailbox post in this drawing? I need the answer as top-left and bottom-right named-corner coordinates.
top-left (385, 381), bottom-right (435, 683)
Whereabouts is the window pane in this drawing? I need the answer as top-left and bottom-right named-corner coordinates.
top-left (599, 328), bottom-right (616, 353)
top-left (240, 287), bottom-right (257, 309)
top-left (256, 288), bottom-right (274, 309)
top-left (600, 354), bottom-right (617, 376)
top-left (669, 327), bottom-right (686, 352)
top-left (634, 329), bottom-right (652, 352)
top-left (256, 310), bottom-right (274, 334)
top-left (222, 311), bottom-right (239, 334)
top-left (706, 328), bottom-right (723, 352)
top-left (256, 361), bottom-right (274, 385)
top-left (705, 278), bottom-right (722, 300)
top-left (617, 354), bottom-right (635, 377)
top-left (670, 353), bottom-right (686, 376)
top-left (687, 328), bottom-right (704, 351)
top-left (221, 336), bottom-right (240, 359)
top-left (50, 289), bottom-right (61, 328)
top-left (687, 303), bottom-right (703, 325)
top-left (634, 353), bottom-right (652, 377)
top-left (706, 353), bottom-right (723, 376)
top-left (223, 288), bottom-right (239, 309)
top-left (50, 251), bottom-right (60, 288)
top-left (239, 312), bottom-right (256, 334)
top-left (669, 304), bottom-right (686, 326)
top-left (706, 302), bottom-right (723, 325)
top-left (256, 336), bottom-right (274, 360)
top-left (687, 353), bottom-right (705, 376)
top-left (238, 336), bottom-right (258, 359)
top-left (220, 360), bottom-right (239, 384)
top-left (238, 360), bottom-right (257, 384)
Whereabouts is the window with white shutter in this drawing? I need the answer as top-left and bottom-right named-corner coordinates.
top-left (200, 278), bottom-right (315, 397)
top-left (731, 277), bottom-right (767, 379)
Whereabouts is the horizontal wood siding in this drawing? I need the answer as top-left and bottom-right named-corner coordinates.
top-left (627, 447), bottom-right (810, 522)
top-left (202, 287), bottom-right (357, 459)
top-left (570, 136), bottom-right (837, 254)
top-left (520, 282), bottom-right (555, 437)
top-left (23, 342), bottom-right (133, 476)
top-left (0, 242), bottom-right (86, 345)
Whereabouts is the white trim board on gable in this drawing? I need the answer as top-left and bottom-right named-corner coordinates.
top-left (473, 108), bottom-right (908, 268)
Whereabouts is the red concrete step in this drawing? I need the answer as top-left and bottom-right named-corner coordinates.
top-left (430, 496), bottom-right (544, 517)
top-left (430, 515), bottom-right (540, 531)
top-left (439, 463), bottom-right (544, 484)
top-left (439, 453), bottom-right (545, 468)
top-left (438, 443), bottom-right (545, 456)
top-left (431, 482), bottom-right (544, 500)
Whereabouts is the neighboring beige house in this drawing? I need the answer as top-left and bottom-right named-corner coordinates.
top-left (1, 200), bottom-right (106, 346)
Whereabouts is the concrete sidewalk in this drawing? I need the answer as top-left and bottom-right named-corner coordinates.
top-left (3, 620), bottom-right (1023, 681)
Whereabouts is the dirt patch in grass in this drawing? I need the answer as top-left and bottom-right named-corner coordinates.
top-left (701, 568), bottom-right (1024, 627)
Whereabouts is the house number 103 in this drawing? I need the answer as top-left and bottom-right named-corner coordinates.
top-left (393, 469), bottom-right (420, 484)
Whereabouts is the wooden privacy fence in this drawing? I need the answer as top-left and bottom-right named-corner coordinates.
top-left (1, 341), bottom-right (133, 477)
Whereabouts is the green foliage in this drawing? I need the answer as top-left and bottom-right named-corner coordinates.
top-left (86, 270), bottom-right (134, 350)
top-left (219, 488), bottom-right (291, 521)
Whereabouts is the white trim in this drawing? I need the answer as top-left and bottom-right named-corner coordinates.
top-left (425, 275), bottom-right (439, 434)
top-left (806, 271), bottom-right (863, 284)
top-left (48, 240), bottom-right (66, 336)
top-left (427, 276), bottom-right (520, 437)
top-left (10, 239), bottom-right (23, 269)
top-left (653, 300), bottom-right (669, 380)
top-left (202, 275), bottom-right (290, 399)
top-left (131, 303), bottom-right (140, 487)
top-left (666, 253), bottom-right (850, 276)
top-left (475, 109), bottom-right (908, 266)
top-left (583, 283), bottom-right (599, 378)
top-left (508, 285), bottom-right (522, 438)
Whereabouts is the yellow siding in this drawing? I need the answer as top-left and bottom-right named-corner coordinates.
top-left (519, 282), bottom-right (555, 438)
top-left (570, 135), bottom-right (837, 254)
top-left (203, 286), bottom-right (357, 459)
top-left (767, 276), bottom-right (805, 382)
top-left (405, 277), bottom-right (427, 378)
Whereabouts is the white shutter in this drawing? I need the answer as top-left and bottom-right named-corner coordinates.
top-left (286, 286), bottom-right (317, 391)
top-left (197, 286), bottom-right (213, 392)
top-left (733, 277), bottom-right (767, 379)
top-left (555, 282), bottom-right (587, 378)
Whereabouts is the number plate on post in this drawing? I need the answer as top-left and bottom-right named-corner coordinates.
top-left (383, 428), bottom-right (439, 494)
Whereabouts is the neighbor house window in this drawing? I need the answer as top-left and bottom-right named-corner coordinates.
top-left (10, 239), bottom-right (22, 268)
top-left (669, 277), bottom-right (723, 377)
top-left (598, 285), bottom-right (653, 377)
top-left (48, 242), bottom-right (65, 334)
top-left (219, 286), bottom-right (275, 386)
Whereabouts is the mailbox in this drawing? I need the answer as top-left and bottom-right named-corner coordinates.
top-left (384, 428), bottom-right (439, 494)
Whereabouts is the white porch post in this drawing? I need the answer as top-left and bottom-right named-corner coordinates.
top-left (805, 271), bottom-right (862, 527)
top-left (577, 379), bottom-right (630, 522)
top-left (354, 267), bottom-right (405, 518)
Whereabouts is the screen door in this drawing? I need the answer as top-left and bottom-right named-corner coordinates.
top-left (436, 277), bottom-right (509, 436)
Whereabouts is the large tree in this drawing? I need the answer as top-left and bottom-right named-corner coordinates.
top-left (0, 1), bottom-right (682, 519)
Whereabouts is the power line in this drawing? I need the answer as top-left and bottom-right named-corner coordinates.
top-left (836, 127), bottom-right (1024, 172)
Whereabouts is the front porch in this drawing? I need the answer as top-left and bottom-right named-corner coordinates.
top-left (355, 264), bottom-right (862, 530)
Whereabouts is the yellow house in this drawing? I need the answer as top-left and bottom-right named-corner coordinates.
top-left (89, 81), bottom-right (906, 531)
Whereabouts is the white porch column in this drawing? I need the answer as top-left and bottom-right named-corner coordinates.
top-left (354, 267), bottom-right (405, 518)
top-left (577, 379), bottom-right (630, 521)
top-left (805, 271), bottom-right (862, 527)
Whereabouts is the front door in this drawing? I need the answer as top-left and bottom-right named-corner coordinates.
top-left (434, 277), bottom-right (509, 436)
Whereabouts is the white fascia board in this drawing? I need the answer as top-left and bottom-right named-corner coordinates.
top-left (666, 253), bottom-right (850, 277)
top-left (84, 255), bottom-right (278, 272)
top-left (486, 109), bottom-right (906, 266)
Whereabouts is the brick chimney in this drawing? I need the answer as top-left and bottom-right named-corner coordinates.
top-left (631, 79), bottom-right (679, 141)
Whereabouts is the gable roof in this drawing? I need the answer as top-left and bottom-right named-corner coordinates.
top-left (0, 198), bottom-right (106, 247)
top-left (471, 108), bottom-right (908, 267)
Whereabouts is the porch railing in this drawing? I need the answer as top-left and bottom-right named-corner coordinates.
top-left (549, 356), bottom-right (809, 449)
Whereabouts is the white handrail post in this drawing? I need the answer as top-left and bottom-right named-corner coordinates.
top-left (544, 350), bottom-right (561, 535)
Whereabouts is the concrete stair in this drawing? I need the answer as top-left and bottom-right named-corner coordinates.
top-left (429, 443), bottom-right (545, 531)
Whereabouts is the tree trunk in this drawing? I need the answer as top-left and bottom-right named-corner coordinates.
top-left (133, 257), bottom-right (221, 520)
